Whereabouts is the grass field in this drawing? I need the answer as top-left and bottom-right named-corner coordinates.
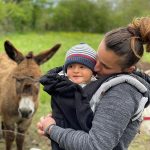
top-left (0, 31), bottom-right (103, 104)
top-left (0, 32), bottom-right (150, 149)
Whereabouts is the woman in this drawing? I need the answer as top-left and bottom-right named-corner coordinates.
top-left (37, 17), bottom-right (150, 150)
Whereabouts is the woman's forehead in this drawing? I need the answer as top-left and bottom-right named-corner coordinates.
top-left (97, 41), bottom-right (122, 68)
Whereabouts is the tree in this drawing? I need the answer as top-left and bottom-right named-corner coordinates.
top-left (50, 0), bottom-right (111, 33)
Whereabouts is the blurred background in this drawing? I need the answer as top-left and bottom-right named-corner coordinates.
top-left (0, 0), bottom-right (149, 34)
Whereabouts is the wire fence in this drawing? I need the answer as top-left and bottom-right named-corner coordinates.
top-left (0, 127), bottom-right (51, 150)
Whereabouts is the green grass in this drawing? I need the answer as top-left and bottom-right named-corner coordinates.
top-left (0, 31), bottom-right (102, 70)
top-left (0, 31), bottom-right (102, 107)
top-left (1, 32), bottom-right (150, 149)
top-left (1, 31), bottom-right (150, 106)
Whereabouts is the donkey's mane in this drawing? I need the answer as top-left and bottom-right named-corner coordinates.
top-left (26, 51), bottom-right (34, 59)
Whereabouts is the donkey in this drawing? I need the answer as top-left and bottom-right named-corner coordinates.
top-left (0, 40), bottom-right (61, 150)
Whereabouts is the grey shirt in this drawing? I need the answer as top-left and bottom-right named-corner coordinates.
top-left (49, 82), bottom-right (143, 150)
top-left (47, 73), bottom-right (150, 150)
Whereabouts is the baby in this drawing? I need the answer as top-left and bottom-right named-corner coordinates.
top-left (40, 43), bottom-right (97, 150)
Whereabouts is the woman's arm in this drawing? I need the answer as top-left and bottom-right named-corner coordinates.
top-left (38, 83), bottom-right (140, 150)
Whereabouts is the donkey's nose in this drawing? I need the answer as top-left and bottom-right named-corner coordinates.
top-left (18, 108), bottom-right (33, 118)
top-left (19, 96), bottom-right (35, 118)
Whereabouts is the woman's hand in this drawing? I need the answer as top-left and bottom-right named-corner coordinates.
top-left (37, 121), bottom-right (45, 135)
top-left (37, 114), bottom-right (56, 136)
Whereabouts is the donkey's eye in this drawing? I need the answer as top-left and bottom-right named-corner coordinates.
top-left (16, 80), bottom-right (22, 94)
top-left (14, 76), bottom-right (24, 82)
top-left (34, 83), bottom-right (40, 94)
top-left (16, 78), bottom-right (23, 82)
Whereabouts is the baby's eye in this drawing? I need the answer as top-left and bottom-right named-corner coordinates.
top-left (80, 65), bottom-right (85, 69)
top-left (68, 65), bottom-right (73, 68)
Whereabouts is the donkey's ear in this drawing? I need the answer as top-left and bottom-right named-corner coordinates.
top-left (34, 43), bottom-right (61, 65)
top-left (4, 40), bottom-right (24, 64)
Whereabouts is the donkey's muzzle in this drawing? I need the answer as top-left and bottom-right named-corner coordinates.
top-left (18, 108), bottom-right (33, 119)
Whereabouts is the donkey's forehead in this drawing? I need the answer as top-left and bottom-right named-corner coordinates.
top-left (16, 59), bottom-right (42, 76)
top-left (19, 58), bottom-right (38, 67)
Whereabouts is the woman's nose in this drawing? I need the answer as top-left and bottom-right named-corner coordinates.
top-left (94, 61), bottom-right (102, 72)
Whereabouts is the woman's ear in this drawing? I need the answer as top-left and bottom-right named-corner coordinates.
top-left (125, 66), bottom-right (136, 73)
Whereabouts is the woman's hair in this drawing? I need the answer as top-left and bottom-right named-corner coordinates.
top-left (104, 17), bottom-right (150, 69)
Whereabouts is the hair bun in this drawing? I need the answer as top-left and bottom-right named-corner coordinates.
top-left (127, 26), bottom-right (141, 37)
top-left (129, 17), bottom-right (150, 52)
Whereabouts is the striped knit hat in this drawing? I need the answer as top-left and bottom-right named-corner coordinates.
top-left (64, 43), bottom-right (96, 72)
